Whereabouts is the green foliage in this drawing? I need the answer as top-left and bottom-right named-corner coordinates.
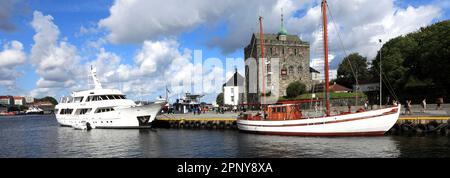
top-left (286, 81), bottom-right (306, 98)
top-left (370, 20), bottom-right (450, 100)
top-left (35, 96), bottom-right (58, 105)
top-left (216, 93), bottom-right (224, 106)
top-left (336, 53), bottom-right (371, 88)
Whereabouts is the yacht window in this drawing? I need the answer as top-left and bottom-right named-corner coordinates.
top-left (77, 108), bottom-right (90, 115)
top-left (86, 96), bottom-right (92, 102)
top-left (74, 97), bottom-right (83, 103)
top-left (107, 95), bottom-right (115, 100)
top-left (113, 95), bottom-right (120, 99)
top-left (92, 96), bottom-right (99, 101)
top-left (95, 108), bottom-right (114, 113)
top-left (120, 95), bottom-right (126, 99)
top-left (101, 95), bottom-right (108, 100)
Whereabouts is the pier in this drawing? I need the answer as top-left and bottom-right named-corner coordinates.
top-left (153, 113), bottom-right (238, 129)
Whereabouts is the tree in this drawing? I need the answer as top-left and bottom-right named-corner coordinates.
top-left (286, 81), bottom-right (306, 98)
top-left (336, 53), bottom-right (370, 88)
top-left (370, 20), bottom-right (450, 102)
top-left (36, 96), bottom-right (58, 105)
top-left (216, 93), bottom-right (224, 106)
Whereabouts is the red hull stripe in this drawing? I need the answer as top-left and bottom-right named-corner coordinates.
top-left (238, 109), bottom-right (398, 127)
top-left (240, 130), bottom-right (386, 137)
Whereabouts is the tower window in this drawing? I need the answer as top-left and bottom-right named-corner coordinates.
top-left (288, 66), bottom-right (294, 75)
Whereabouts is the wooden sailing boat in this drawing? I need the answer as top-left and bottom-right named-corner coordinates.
top-left (237, 0), bottom-right (401, 136)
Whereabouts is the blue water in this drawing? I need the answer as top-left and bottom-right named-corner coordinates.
top-left (0, 115), bottom-right (449, 158)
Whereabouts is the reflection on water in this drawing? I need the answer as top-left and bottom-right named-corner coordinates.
top-left (0, 115), bottom-right (449, 158)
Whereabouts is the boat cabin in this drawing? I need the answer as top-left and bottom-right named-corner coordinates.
top-left (240, 104), bottom-right (303, 121)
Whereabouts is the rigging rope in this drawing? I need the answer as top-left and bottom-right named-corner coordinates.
top-left (325, 3), bottom-right (359, 89)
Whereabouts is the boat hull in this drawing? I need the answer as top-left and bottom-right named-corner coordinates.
top-left (56, 104), bottom-right (162, 129)
top-left (237, 105), bottom-right (401, 136)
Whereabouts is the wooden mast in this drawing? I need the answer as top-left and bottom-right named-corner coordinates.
top-left (322, 0), bottom-right (330, 116)
top-left (259, 16), bottom-right (266, 107)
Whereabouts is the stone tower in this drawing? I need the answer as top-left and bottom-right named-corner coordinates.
top-left (244, 12), bottom-right (311, 104)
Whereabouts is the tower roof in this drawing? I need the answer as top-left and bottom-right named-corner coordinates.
top-left (278, 9), bottom-right (288, 36)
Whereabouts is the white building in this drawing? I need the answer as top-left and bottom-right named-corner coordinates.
top-left (13, 96), bottom-right (26, 106)
top-left (0, 96), bottom-right (14, 105)
top-left (25, 96), bottom-right (35, 104)
top-left (223, 69), bottom-right (244, 106)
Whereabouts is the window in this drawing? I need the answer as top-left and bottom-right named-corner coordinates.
top-left (267, 74), bottom-right (271, 85)
top-left (74, 97), bottom-right (83, 103)
top-left (267, 64), bottom-right (271, 73)
top-left (101, 95), bottom-right (108, 100)
top-left (95, 108), bottom-right (115, 113)
top-left (107, 95), bottom-right (115, 100)
top-left (297, 66), bottom-right (303, 74)
top-left (86, 96), bottom-right (92, 102)
top-left (60, 109), bottom-right (74, 115)
top-left (294, 48), bottom-right (298, 55)
top-left (231, 96), bottom-right (234, 102)
top-left (78, 108), bottom-right (90, 115)
top-left (289, 66), bottom-right (294, 75)
top-left (282, 48), bottom-right (285, 55)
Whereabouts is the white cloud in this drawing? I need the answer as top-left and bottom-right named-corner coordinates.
top-left (99, 0), bottom-right (313, 53)
top-left (102, 39), bottom-right (225, 101)
top-left (289, 0), bottom-right (442, 63)
top-left (0, 40), bottom-right (26, 87)
top-left (99, 0), bottom-right (442, 59)
top-left (30, 11), bottom-right (81, 97)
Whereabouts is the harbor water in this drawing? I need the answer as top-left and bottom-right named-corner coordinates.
top-left (0, 115), bottom-right (449, 158)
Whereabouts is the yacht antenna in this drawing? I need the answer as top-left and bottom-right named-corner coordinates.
top-left (90, 65), bottom-right (103, 89)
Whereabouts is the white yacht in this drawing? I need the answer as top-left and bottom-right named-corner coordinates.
top-left (55, 66), bottom-right (164, 129)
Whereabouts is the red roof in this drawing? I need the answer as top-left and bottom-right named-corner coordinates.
top-left (0, 96), bottom-right (12, 99)
top-left (330, 83), bottom-right (351, 92)
top-left (13, 96), bottom-right (24, 99)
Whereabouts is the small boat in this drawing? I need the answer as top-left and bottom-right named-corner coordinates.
top-left (26, 106), bottom-right (44, 115)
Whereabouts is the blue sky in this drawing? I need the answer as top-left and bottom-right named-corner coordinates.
top-left (0, 0), bottom-right (448, 102)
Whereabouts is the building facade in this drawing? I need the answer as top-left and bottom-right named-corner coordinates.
top-left (244, 14), bottom-right (313, 104)
top-left (0, 96), bottom-right (14, 105)
top-left (13, 96), bottom-right (25, 106)
top-left (223, 69), bottom-right (244, 106)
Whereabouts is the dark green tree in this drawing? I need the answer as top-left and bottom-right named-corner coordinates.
top-left (36, 96), bottom-right (58, 105)
top-left (286, 81), bottom-right (306, 98)
top-left (336, 53), bottom-right (371, 88)
top-left (216, 93), bottom-right (224, 106)
top-left (370, 20), bottom-right (450, 102)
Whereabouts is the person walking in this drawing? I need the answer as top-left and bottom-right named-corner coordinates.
top-left (421, 98), bottom-right (426, 113)
top-left (405, 100), bottom-right (412, 115)
top-left (436, 97), bottom-right (443, 110)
